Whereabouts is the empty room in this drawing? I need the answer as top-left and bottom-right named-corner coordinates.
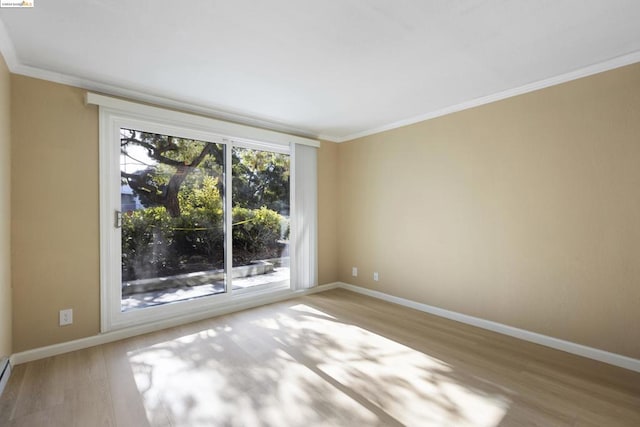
top-left (1, 1), bottom-right (639, 426)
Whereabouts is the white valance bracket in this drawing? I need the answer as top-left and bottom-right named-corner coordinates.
top-left (85, 92), bottom-right (320, 148)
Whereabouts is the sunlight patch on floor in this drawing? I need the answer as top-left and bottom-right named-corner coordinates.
top-left (128, 343), bottom-right (379, 426)
top-left (126, 303), bottom-right (510, 426)
top-left (277, 304), bottom-right (512, 426)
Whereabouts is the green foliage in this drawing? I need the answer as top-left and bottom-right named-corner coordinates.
top-left (232, 147), bottom-right (290, 214)
top-left (122, 176), bottom-right (288, 281)
top-left (120, 130), bottom-right (290, 281)
top-left (232, 206), bottom-right (288, 256)
top-left (121, 207), bottom-right (176, 280)
top-left (172, 175), bottom-right (225, 269)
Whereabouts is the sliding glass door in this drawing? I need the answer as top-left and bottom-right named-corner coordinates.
top-left (109, 125), bottom-right (292, 323)
top-left (231, 146), bottom-right (290, 292)
top-left (96, 98), bottom-right (317, 332)
top-left (119, 128), bottom-right (227, 311)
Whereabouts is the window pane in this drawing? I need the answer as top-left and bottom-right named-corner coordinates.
top-left (232, 146), bottom-right (290, 291)
top-left (120, 128), bottom-right (226, 311)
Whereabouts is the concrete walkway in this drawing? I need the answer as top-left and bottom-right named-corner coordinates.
top-left (121, 267), bottom-right (290, 311)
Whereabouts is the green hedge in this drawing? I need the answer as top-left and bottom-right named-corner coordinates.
top-left (122, 193), bottom-right (288, 282)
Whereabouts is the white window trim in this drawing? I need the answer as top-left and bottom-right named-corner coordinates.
top-left (95, 94), bottom-right (318, 332)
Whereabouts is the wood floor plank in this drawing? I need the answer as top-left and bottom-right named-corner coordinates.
top-left (102, 338), bottom-right (162, 427)
top-left (11, 356), bottom-right (65, 419)
top-left (1, 289), bottom-right (639, 426)
top-left (0, 363), bottom-right (25, 425)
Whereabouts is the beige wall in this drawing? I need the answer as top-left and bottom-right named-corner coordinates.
top-left (11, 76), bottom-right (100, 352)
top-left (318, 140), bottom-right (339, 285)
top-left (337, 62), bottom-right (640, 359)
top-left (10, 75), bottom-right (340, 352)
top-left (10, 63), bottom-right (640, 358)
top-left (0, 54), bottom-right (12, 358)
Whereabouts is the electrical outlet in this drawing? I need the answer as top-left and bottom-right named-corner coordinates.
top-left (373, 272), bottom-right (379, 281)
top-left (352, 267), bottom-right (358, 277)
top-left (59, 309), bottom-right (73, 326)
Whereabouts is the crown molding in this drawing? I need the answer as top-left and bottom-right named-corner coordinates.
top-left (0, 17), bottom-right (18, 70)
top-left (14, 61), bottom-right (322, 140)
top-left (1, 16), bottom-right (638, 144)
top-left (0, 19), bottom-right (322, 142)
top-left (331, 50), bottom-right (640, 143)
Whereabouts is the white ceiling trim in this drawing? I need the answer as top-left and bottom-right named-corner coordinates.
top-left (328, 50), bottom-right (640, 143)
top-left (12, 61), bottom-right (320, 141)
top-left (1, 18), bottom-right (639, 144)
top-left (0, 22), bottom-right (319, 142)
top-left (0, 17), bottom-right (17, 70)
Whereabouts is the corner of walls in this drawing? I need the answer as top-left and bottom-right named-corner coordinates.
top-left (7, 77), bottom-right (342, 353)
top-left (334, 62), bottom-right (640, 360)
top-left (317, 140), bottom-right (339, 284)
top-left (335, 134), bottom-right (388, 285)
top-left (0, 51), bottom-right (12, 359)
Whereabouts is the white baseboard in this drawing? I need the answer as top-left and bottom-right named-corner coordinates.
top-left (337, 282), bottom-right (640, 373)
top-left (10, 282), bottom-right (341, 366)
top-left (10, 280), bottom-right (638, 373)
top-left (0, 357), bottom-right (10, 398)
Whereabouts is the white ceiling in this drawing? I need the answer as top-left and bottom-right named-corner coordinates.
top-left (1, 1), bottom-right (640, 142)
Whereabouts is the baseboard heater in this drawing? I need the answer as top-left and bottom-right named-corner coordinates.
top-left (0, 357), bottom-right (10, 397)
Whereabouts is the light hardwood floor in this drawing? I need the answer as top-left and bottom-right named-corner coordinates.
top-left (1, 289), bottom-right (639, 426)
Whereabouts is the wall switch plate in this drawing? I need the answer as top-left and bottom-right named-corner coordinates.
top-left (352, 267), bottom-right (358, 277)
top-left (373, 272), bottom-right (379, 281)
top-left (59, 309), bottom-right (73, 326)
